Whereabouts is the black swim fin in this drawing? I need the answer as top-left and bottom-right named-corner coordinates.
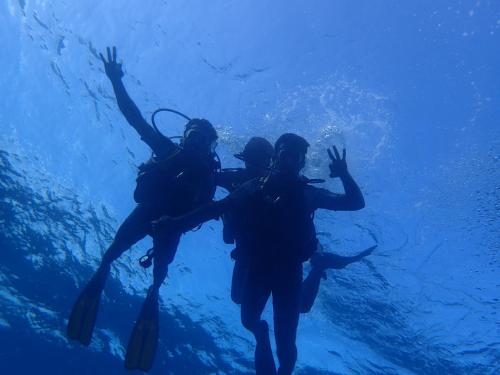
top-left (125, 288), bottom-right (159, 372)
top-left (67, 280), bottom-right (104, 345)
top-left (311, 245), bottom-right (377, 271)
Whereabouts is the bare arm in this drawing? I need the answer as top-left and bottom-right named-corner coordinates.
top-left (100, 47), bottom-right (176, 156)
top-left (311, 146), bottom-right (365, 211)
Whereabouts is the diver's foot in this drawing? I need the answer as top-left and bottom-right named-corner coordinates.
top-left (311, 246), bottom-right (376, 272)
top-left (255, 321), bottom-right (277, 375)
top-left (143, 287), bottom-right (160, 317)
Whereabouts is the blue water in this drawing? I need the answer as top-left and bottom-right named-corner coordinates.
top-left (1, 1), bottom-right (498, 374)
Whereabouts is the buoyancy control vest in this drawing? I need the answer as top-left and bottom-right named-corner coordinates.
top-left (233, 175), bottom-right (318, 264)
top-left (134, 149), bottom-right (217, 216)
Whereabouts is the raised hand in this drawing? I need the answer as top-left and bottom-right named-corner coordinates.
top-left (99, 46), bottom-right (124, 82)
top-left (327, 146), bottom-right (348, 178)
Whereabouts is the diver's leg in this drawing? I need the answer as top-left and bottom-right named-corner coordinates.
top-left (241, 268), bottom-right (275, 375)
top-left (299, 266), bottom-right (324, 313)
top-left (231, 259), bottom-right (249, 305)
top-left (299, 245), bottom-right (376, 314)
top-left (100, 205), bottom-right (153, 266)
top-left (151, 233), bottom-right (180, 290)
top-left (125, 233), bottom-right (180, 371)
top-left (67, 205), bottom-right (152, 345)
top-left (300, 246), bottom-right (376, 314)
top-left (273, 263), bottom-right (302, 375)
top-left (88, 204), bottom-right (153, 290)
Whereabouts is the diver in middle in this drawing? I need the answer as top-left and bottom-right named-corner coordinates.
top-left (67, 47), bottom-right (219, 372)
top-left (217, 137), bottom-right (275, 304)
top-left (154, 133), bottom-right (366, 375)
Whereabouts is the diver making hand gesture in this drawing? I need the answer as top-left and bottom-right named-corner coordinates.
top-left (100, 46), bottom-right (124, 81)
top-left (153, 134), bottom-right (367, 375)
top-left (67, 46), bottom-right (219, 372)
top-left (328, 145), bottom-right (348, 178)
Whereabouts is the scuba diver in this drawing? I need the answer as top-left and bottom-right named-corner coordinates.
top-left (154, 133), bottom-right (366, 375)
top-left (67, 47), bottom-right (219, 372)
top-left (217, 136), bottom-right (275, 304)
top-left (219, 137), bottom-right (375, 312)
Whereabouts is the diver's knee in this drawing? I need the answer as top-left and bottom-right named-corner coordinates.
top-left (241, 311), bottom-right (261, 333)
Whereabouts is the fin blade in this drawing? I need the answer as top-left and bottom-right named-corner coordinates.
top-left (125, 317), bottom-right (159, 371)
top-left (67, 287), bottom-right (102, 345)
top-left (125, 292), bottom-right (160, 372)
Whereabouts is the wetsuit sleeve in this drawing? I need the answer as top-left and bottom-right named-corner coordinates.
top-left (216, 170), bottom-right (243, 192)
top-left (110, 78), bottom-right (177, 158)
top-left (173, 179), bottom-right (253, 233)
top-left (305, 186), bottom-right (342, 211)
top-left (305, 183), bottom-right (362, 211)
top-left (306, 169), bottom-right (365, 211)
top-left (173, 196), bottom-right (232, 233)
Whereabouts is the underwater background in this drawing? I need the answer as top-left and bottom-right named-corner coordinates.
top-left (0, 1), bottom-right (499, 374)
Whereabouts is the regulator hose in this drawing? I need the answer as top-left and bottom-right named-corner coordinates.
top-left (151, 108), bottom-right (192, 135)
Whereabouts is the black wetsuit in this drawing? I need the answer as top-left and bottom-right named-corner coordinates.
top-left (212, 175), bottom-right (348, 374)
top-left (171, 160), bottom-right (364, 374)
top-left (102, 124), bottom-right (216, 287)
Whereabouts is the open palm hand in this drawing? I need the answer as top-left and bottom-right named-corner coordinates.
top-left (327, 146), bottom-right (348, 178)
top-left (99, 46), bottom-right (124, 82)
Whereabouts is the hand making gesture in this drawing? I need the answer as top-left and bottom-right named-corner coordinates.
top-left (100, 46), bottom-right (124, 82)
top-left (327, 146), bottom-right (348, 178)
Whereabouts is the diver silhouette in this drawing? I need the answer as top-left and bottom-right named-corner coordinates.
top-left (154, 133), bottom-right (366, 375)
top-left (219, 137), bottom-right (375, 313)
top-left (216, 136), bottom-right (275, 304)
top-left (66, 47), bottom-right (219, 372)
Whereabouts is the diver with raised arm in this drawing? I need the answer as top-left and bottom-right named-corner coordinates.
top-left (220, 137), bottom-right (375, 312)
top-left (67, 47), bottom-right (219, 371)
top-left (154, 133), bottom-right (367, 374)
